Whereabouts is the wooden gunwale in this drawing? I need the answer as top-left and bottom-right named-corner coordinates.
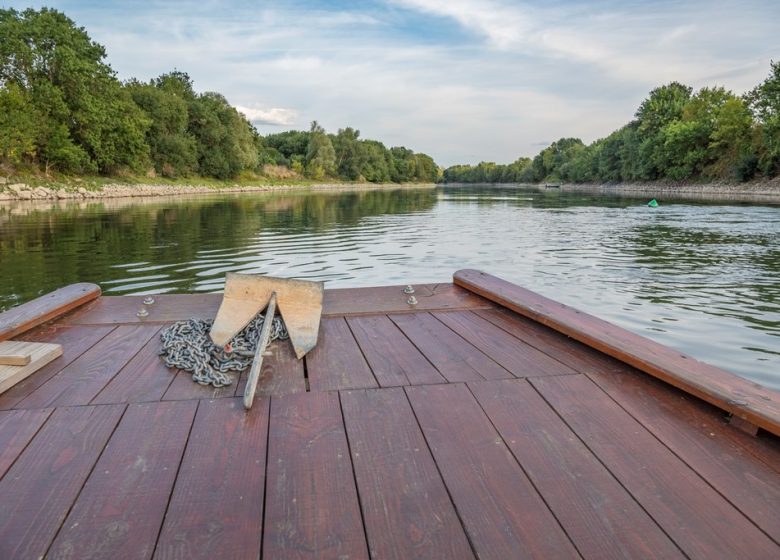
top-left (454, 268), bottom-right (780, 437)
top-left (0, 283), bottom-right (101, 342)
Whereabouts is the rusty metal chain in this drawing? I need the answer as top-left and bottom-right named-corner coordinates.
top-left (159, 314), bottom-right (288, 387)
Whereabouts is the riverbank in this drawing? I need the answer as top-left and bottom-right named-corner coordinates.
top-left (558, 178), bottom-right (780, 203)
top-left (0, 180), bottom-right (436, 204)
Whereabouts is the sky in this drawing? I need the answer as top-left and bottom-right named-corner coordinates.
top-left (7, 1), bottom-right (780, 167)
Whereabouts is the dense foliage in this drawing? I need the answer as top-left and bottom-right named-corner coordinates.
top-left (445, 65), bottom-right (780, 184)
top-left (0, 8), bottom-right (438, 183)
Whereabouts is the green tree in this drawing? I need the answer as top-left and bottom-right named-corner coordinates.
top-left (0, 7), bottom-right (149, 173)
top-left (360, 139), bottom-right (392, 182)
top-left (188, 92), bottom-right (258, 179)
top-left (0, 83), bottom-right (38, 165)
top-left (746, 61), bottom-right (780, 176)
top-left (305, 121), bottom-right (336, 179)
top-left (332, 127), bottom-right (364, 180)
top-left (127, 76), bottom-right (197, 177)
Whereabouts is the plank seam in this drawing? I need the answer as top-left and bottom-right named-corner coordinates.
top-left (385, 314), bottom-right (452, 385)
top-left (13, 325), bottom-right (157, 410)
top-left (401, 385), bottom-right (481, 559)
top-left (150, 399), bottom-right (202, 559)
top-left (525, 377), bottom-right (692, 559)
top-left (3, 325), bottom-right (118, 412)
top-left (0, 408), bottom-right (54, 481)
top-left (336, 391), bottom-right (375, 560)
top-left (40, 403), bottom-right (129, 560)
top-left (464, 381), bottom-right (586, 560)
top-left (302, 355), bottom-right (311, 392)
top-left (86, 327), bottom-right (162, 406)
top-left (428, 311), bottom-right (514, 380)
top-left (583, 372), bottom-right (780, 547)
top-left (474, 308), bottom-right (598, 375)
top-left (343, 318), bottom-right (386, 388)
top-left (259, 396), bottom-right (273, 560)
top-left (88, 326), bottom-right (167, 405)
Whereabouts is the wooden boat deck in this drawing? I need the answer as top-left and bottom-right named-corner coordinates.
top-left (1, 272), bottom-right (778, 559)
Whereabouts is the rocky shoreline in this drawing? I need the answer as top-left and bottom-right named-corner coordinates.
top-left (2, 178), bottom-right (780, 204)
top-left (0, 180), bottom-right (436, 203)
top-left (558, 179), bottom-right (780, 203)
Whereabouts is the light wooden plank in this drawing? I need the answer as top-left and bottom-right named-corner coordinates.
top-left (0, 342), bottom-right (63, 393)
top-left (17, 325), bottom-right (159, 408)
top-left (0, 325), bottom-right (115, 410)
top-left (234, 339), bottom-right (306, 398)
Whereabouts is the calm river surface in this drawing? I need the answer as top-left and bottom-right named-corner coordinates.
top-left (1, 185), bottom-right (778, 391)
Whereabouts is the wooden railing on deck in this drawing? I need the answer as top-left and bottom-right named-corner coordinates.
top-left (454, 269), bottom-right (780, 437)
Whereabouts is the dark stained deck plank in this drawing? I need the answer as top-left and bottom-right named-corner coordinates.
top-left (59, 284), bottom-right (490, 327)
top-left (0, 282), bottom-right (101, 341)
top-left (324, 283), bottom-right (491, 316)
top-left (390, 312), bottom-right (511, 382)
top-left (0, 408), bottom-right (53, 479)
top-left (91, 327), bottom-right (176, 404)
top-left (469, 379), bottom-right (684, 559)
top-left (340, 388), bottom-right (474, 559)
top-left (433, 310), bottom-right (578, 378)
top-left (235, 340), bottom-right (306, 398)
top-left (478, 306), bottom-right (780, 472)
top-left (16, 325), bottom-right (160, 409)
top-left (0, 404), bottom-right (125, 560)
top-left (263, 391), bottom-right (368, 560)
top-left (48, 400), bottom-right (197, 560)
top-left (531, 374), bottom-right (779, 558)
top-left (588, 369), bottom-right (780, 542)
top-left (162, 370), bottom-right (236, 401)
top-left (154, 398), bottom-right (269, 560)
top-left (475, 307), bottom-right (632, 374)
top-left (346, 315), bottom-right (445, 387)
top-left (305, 317), bottom-right (377, 392)
top-left (59, 294), bottom-right (222, 327)
top-left (0, 325), bottom-right (115, 410)
top-left (455, 269), bottom-right (780, 435)
top-left (406, 383), bottom-right (579, 559)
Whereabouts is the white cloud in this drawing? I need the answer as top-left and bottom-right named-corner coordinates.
top-left (391, 0), bottom-right (532, 48)
top-left (235, 105), bottom-right (299, 126)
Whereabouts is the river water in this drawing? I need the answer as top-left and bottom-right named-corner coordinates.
top-left (1, 185), bottom-right (778, 390)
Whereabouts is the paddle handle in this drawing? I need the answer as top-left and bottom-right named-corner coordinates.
top-left (243, 292), bottom-right (277, 410)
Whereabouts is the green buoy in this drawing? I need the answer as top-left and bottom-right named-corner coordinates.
top-left (647, 198), bottom-right (659, 207)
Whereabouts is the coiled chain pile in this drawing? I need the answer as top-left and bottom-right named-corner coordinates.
top-left (159, 314), bottom-right (288, 387)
